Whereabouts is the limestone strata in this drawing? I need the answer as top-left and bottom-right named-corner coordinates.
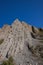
top-left (0, 19), bottom-right (43, 65)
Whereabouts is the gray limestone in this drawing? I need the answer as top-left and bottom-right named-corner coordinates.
top-left (0, 19), bottom-right (43, 65)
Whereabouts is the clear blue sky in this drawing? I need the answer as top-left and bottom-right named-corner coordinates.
top-left (0, 0), bottom-right (43, 28)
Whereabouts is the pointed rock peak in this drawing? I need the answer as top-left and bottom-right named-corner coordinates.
top-left (13, 19), bottom-right (21, 24)
top-left (12, 19), bottom-right (22, 27)
top-left (14, 18), bottom-right (19, 22)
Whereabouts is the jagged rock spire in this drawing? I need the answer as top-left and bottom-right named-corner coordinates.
top-left (0, 19), bottom-right (43, 65)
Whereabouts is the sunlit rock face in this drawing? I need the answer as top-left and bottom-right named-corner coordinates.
top-left (0, 19), bottom-right (43, 65)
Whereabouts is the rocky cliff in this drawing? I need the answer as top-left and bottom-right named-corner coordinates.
top-left (0, 19), bottom-right (43, 65)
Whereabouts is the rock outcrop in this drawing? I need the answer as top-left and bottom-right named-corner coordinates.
top-left (0, 19), bottom-right (43, 65)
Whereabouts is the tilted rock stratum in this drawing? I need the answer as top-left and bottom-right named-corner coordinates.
top-left (0, 19), bottom-right (43, 65)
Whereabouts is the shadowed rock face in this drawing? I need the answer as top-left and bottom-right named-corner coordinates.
top-left (0, 19), bottom-right (43, 65)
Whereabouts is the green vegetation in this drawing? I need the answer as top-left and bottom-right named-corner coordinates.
top-left (39, 30), bottom-right (43, 35)
top-left (1, 56), bottom-right (16, 65)
top-left (0, 39), bottom-right (4, 45)
top-left (31, 45), bottom-right (43, 58)
top-left (38, 28), bottom-right (43, 36)
top-left (40, 40), bottom-right (43, 43)
top-left (8, 56), bottom-right (13, 63)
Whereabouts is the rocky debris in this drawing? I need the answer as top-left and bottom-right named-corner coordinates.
top-left (0, 19), bottom-right (43, 65)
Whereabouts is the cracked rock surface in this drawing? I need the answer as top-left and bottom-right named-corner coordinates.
top-left (0, 19), bottom-right (43, 65)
